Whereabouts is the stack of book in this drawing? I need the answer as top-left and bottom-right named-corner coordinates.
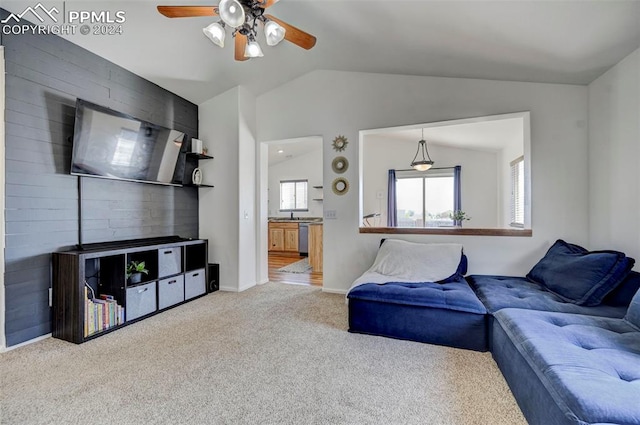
top-left (84, 288), bottom-right (125, 337)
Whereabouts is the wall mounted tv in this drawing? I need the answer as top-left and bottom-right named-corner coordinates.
top-left (71, 99), bottom-right (186, 186)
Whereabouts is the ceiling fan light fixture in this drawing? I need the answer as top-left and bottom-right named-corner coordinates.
top-left (203, 22), bottom-right (226, 48)
top-left (264, 20), bottom-right (286, 46)
top-left (218, 0), bottom-right (245, 28)
top-left (244, 40), bottom-right (264, 58)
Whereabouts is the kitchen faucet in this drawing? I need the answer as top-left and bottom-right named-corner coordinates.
top-left (290, 211), bottom-right (294, 220)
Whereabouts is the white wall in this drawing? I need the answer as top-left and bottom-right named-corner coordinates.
top-left (199, 86), bottom-right (258, 292)
top-left (268, 148), bottom-right (323, 218)
top-left (363, 137), bottom-right (499, 228)
top-left (238, 87), bottom-right (258, 291)
top-left (257, 70), bottom-right (588, 293)
top-left (588, 48), bottom-right (640, 262)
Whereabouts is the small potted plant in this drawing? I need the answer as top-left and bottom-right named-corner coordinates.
top-left (450, 210), bottom-right (471, 227)
top-left (126, 260), bottom-right (149, 284)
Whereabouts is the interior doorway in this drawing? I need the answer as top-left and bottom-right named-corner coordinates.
top-left (258, 136), bottom-right (323, 287)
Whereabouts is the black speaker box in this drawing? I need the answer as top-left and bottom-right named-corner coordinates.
top-left (208, 263), bottom-right (219, 293)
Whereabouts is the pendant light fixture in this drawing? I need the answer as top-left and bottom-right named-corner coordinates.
top-left (411, 128), bottom-right (434, 171)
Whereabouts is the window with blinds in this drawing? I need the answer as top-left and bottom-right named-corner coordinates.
top-left (280, 180), bottom-right (308, 211)
top-left (510, 156), bottom-right (525, 227)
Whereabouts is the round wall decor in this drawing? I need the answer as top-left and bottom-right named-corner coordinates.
top-left (332, 135), bottom-right (348, 152)
top-left (332, 156), bottom-right (349, 174)
top-left (332, 177), bottom-right (349, 195)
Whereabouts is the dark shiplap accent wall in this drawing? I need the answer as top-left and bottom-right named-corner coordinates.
top-left (1, 9), bottom-right (199, 346)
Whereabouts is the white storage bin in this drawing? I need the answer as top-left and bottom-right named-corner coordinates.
top-left (158, 275), bottom-right (185, 309)
top-left (126, 282), bottom-right (157, 321)
top-left (185, 268), bottom-right (206, 300)
top-left (158, 247), bottom-right (182, 278)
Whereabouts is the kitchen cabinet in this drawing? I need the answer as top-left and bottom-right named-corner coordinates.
top-left (284, 227), bottom-right (299, 252)
top-left (268, 222), bottom-right (299, 253)
top-left (269, 226), bottom-right (285, 251)
top-left (309, 223), bottom-right (323, 272)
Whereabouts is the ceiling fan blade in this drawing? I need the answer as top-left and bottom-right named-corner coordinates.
top-left (259, 0), bottom-right (280, 8)
top-left (265, 15), bottom-right (316, 50)
top-left (157, 6), bottom-right (218, 18)
top-left (235, 33), bottom-right (249, 61)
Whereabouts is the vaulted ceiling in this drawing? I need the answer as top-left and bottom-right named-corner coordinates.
top-left (3, 0), bottom-right (640, 104)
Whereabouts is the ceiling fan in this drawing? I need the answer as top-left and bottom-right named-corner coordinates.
top-left (157, 0), bottom-right (317, 61)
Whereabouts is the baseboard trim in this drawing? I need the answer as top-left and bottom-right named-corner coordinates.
top-left (238, 282), bottom-right (256, 292)
top-left (1, 333), bottom-right (51, 353)
top-left (322, 287), bottom-right (347, 295)
top-left (219, 282), bottom-right (257, 293)
top-left (219, 285), bottom-right (237, 292)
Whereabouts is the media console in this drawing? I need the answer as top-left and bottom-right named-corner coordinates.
top-left (52, 237), bottom-right (209, 344)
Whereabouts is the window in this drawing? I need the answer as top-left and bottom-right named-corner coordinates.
top-left (395, 169), bottom-right (458, 227)
top-left (510, 156), bottom-right (525, 227)
top-left (280, 180), bottom-right (308, 211)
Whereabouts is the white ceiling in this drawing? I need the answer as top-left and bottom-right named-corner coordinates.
top-left (3, 0), bottom-right (640, 104)
top-left (267, 136), bottom-right (321, 166)
top-left (365, 117), bottom-right (524, 152)
top-left (365, 117), bottom-right (523, 152)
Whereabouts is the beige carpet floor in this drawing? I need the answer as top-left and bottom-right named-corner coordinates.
top-left (1, 282), bottom-right (526, 425)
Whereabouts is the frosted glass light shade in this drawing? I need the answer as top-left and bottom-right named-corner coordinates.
top-left (219, 0), bottom-right (245, 28)
top-left (203, 22), bottom-right (225, 47)
top-left (264, 20), bottom-right (286, 46)
top-left (412, 161), bottom-right (433, 172)
top-left (244, 41), bottom-right (264, 58)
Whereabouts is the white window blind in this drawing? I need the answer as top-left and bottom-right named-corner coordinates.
top-left (280, 180), bottom-right (308, 211)
top-left (510, 156), bottom-right (525, 227)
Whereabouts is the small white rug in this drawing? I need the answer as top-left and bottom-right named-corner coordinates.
top-left (277, 258), bottom-right (312, 273)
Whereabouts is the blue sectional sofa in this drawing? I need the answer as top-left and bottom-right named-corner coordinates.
top-left (348, 239), bottom-right (640, 425)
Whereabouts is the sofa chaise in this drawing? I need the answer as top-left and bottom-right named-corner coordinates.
top-left (348, 240), bottom-right (489, 351)
top-left (493, 293), bottom-right (640, 425)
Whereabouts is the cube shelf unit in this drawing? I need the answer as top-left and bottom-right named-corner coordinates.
top-left (52, 237), bottom-right (209, 344)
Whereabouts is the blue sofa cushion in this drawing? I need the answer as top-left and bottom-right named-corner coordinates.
top-left (466, 275), bottom-right (628, 318)
top-left (626, 289), bottom-right (640, 329)
top-left (604, 270), bottom-right (640, 307)
top-left (526, 239), bottom-right (634, 306)
top-left (347, 279), bottom-right (486, 315)
top-left (494, 308), bottom-right (640, 424)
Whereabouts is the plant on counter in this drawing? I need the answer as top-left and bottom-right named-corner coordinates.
top-left (450, 210), bottom-right (471, 226)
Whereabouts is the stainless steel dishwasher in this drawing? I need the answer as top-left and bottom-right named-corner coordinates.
top-left (298, 223), bottom-right (309, 256)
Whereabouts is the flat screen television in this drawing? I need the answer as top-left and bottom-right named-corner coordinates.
top-left (71, 99), bottom-right (186, 186)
